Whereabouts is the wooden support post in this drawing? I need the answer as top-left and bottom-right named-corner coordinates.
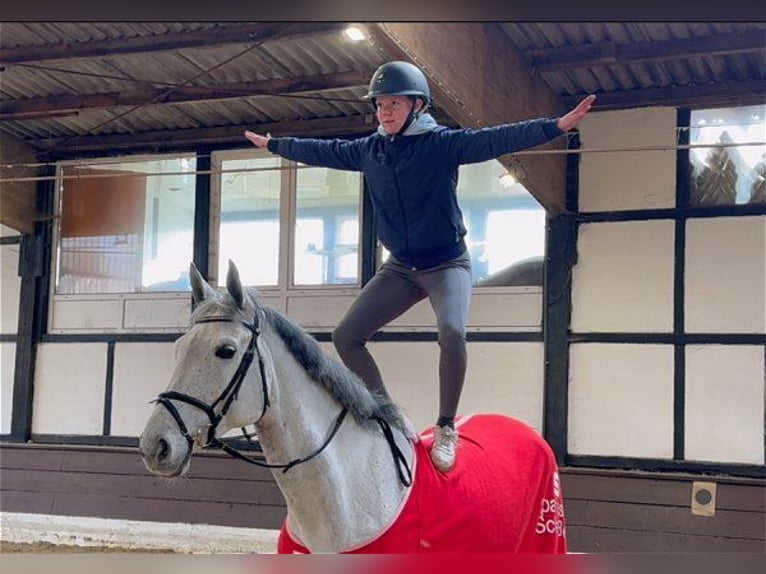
top-left (9, 167), bottom-right (54, 441)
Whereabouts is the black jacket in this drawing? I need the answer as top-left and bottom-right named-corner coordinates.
top-left (267, 115), bottom-right (563, 269)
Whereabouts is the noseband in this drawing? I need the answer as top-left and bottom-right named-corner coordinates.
top-left (153, 310), bottom-right (348, 474)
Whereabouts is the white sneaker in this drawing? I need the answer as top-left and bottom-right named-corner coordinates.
top-left (430, 424), bottom-right (458, 472)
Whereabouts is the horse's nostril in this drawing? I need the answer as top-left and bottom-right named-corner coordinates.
top-left (157, 438), bottom-right (169, 461)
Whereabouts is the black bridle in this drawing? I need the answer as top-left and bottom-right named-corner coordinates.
top-left (153, 311), bottom-right (349, 474)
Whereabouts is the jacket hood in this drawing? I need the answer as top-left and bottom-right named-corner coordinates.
top-left (377, 112), bottom-right (439, 138)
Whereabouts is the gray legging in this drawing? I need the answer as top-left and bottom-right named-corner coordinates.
top-left (333, 251), bottom-right (472, 420)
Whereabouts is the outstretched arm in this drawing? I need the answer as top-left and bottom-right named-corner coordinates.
top-left (447, 95), bottom-right (596, 165)
top-left (556, 94), bottom-right (596, 132)
top-left (243, 130), bottom-right (363, 171)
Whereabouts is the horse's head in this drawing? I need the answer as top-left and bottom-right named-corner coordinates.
top-left (139, 260), bottom-right (274, 477)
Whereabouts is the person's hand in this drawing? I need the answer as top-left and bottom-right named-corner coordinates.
top-left (244, 130), bottom-right (271, 148)
top-left (557, 95), bottom-right (596, 132)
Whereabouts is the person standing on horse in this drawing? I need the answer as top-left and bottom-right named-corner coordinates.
top-left (245, 60), bottom-right (594, 472)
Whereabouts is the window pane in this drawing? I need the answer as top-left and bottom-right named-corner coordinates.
top-left (294, 218), bottom-right (324, 284)
top-left (459, 160), bottom-right (545, 286)
top-left (484, 209), bottom-right (546, 274)
top-left (56, 156), bottom-right (196, 294)
top-left (294, 167), bottom-right (361, 285)
top-left (218, 157), bottom-right (282, 286)
top-left (689, 105), bottom-right (766, 206)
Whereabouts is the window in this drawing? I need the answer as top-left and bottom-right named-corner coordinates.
top-left (460, 160), bottom-right (546, 286)
top-left (375, 159), bottom-right (546, 287)
top-left (216, 155), bottom-right (282, 286)
top-left (55, 155), bottom-right (196, 294)
top-left (294, 166), bottom-right (361, 285)
top-left (212, 151), bottom-right (362, 289)
top-left (688, 104), bottom-right (766, 206)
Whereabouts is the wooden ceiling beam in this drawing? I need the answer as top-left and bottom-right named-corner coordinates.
top-left (0, 23), bottom-right (345, 66)
top-left (527, 29), bottom-right (766, 73)
top-left (29, 108), bottom-right (457, 156)
top-left (567, 79), bottom-right (766, 111)
top-left (366, 23), bottom-right (569, 213)
top-left (0, 70), bottom-right (372, 120)
top-left (30, 115), bottom-right (379, 154)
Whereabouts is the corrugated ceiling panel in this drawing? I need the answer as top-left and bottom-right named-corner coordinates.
top-left (0, 22), bottom-right (226, 48)
top-left (0, 22), bottom-right (762, 149)
top-left (500, 21), bottom-right (766, 99)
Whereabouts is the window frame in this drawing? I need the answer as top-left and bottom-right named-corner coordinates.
top-left (48, 152), bottom-right (199, 334)
top-left (209, 148), bottom-right (365, 297)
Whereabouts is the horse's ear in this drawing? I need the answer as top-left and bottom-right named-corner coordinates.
top-left (226, 259), bottom-right (245, 309)
top-left (190, 262), bottom-right (217, 305)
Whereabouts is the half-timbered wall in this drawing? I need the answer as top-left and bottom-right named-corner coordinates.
top-left (1, 107), bottom-right (763, 554)
top-left (570, 107), bottom-right (765, 470)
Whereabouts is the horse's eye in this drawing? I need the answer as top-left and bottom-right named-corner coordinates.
top-left (215, 344), bottom-right (237, 359)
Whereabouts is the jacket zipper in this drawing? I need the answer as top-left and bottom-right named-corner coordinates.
top-left (389, 144), bottom-right (412, 268)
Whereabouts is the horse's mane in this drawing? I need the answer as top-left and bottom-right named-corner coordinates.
top-left (191, 287), bottom-right (408, 435)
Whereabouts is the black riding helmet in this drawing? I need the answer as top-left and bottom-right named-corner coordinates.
top-left (365, 61), bottom-right (431, 135)
top-left (365, 61), bottom-right (431, 105)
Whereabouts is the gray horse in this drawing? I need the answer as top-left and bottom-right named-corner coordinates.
top-left (139, 261), bottom-right (567, 553)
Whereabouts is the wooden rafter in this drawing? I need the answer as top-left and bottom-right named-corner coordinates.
top-left (31, 115), bottom-right (379, 154)
top-left (0, 23), bottom-right (345, 66)
top-left (29, 109), bottom-right (458, 155)
top-left (0, 70), bottom-right (372, 120)
top-left (525, 29), bottom-right (766, 73)
top-left (27, 111), bottom-right (457, 157)
top-left (566, 79), bottom-right (766, 111)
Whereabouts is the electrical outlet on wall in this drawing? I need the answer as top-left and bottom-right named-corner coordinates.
top-left (691, 481), bottom-right (717, 516)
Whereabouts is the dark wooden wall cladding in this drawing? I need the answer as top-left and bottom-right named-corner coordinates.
top-left (1, 443), bottom-right (764, 553)
top-left (0, 132), bottom-right (41, 234)
top-left (562, 468), bottom-right (765, 553)
top-left (0, 443), bottom-right (287, 530)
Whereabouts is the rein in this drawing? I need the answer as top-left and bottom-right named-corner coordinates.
top-left (153, 311), bottom-right (410, 484)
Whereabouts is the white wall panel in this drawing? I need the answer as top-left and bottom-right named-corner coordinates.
top-left (288, 290), bottom-right (543, 332)
top-left (124, 297), bottom-right (190, 330)
top-left (33, 343), bottom-right (107, 434)
top-left (686, 216), bottom-right (765, 334)
top-left (1, 342), bottom-right (15, 434)
top-left (468, 290), bottom-right (542, 330)
top-left (287, 293), bottom-right (358, 329)
top-left (111, 342), bottom-right (177, 437)
top-left (1, 242), bottom-right (20, 334)
top-left (320, 341), bottom-right (545, 435)
top-left (459, 342), bottom-right (545, 434)
top-left (685, 345), bottom-right (764, 465)
top-left (571, 221), bottom-right (675, 332)
top-left (45, 289), bottom-right (542, 335)
top-left (256, 295), bottom-right (284, 314)
top-left (578, 107), bottom-right (677, 212)
top-left (569, 343), bottom-right (674, 458)
top-left (50, 299), bottom-right (123, 331)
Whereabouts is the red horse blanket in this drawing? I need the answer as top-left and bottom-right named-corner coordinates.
top-left (278, 414), bottom-right (567, 553)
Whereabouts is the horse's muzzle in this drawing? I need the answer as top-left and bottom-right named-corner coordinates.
top-left (139, 428), bottom-right (192, 478)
